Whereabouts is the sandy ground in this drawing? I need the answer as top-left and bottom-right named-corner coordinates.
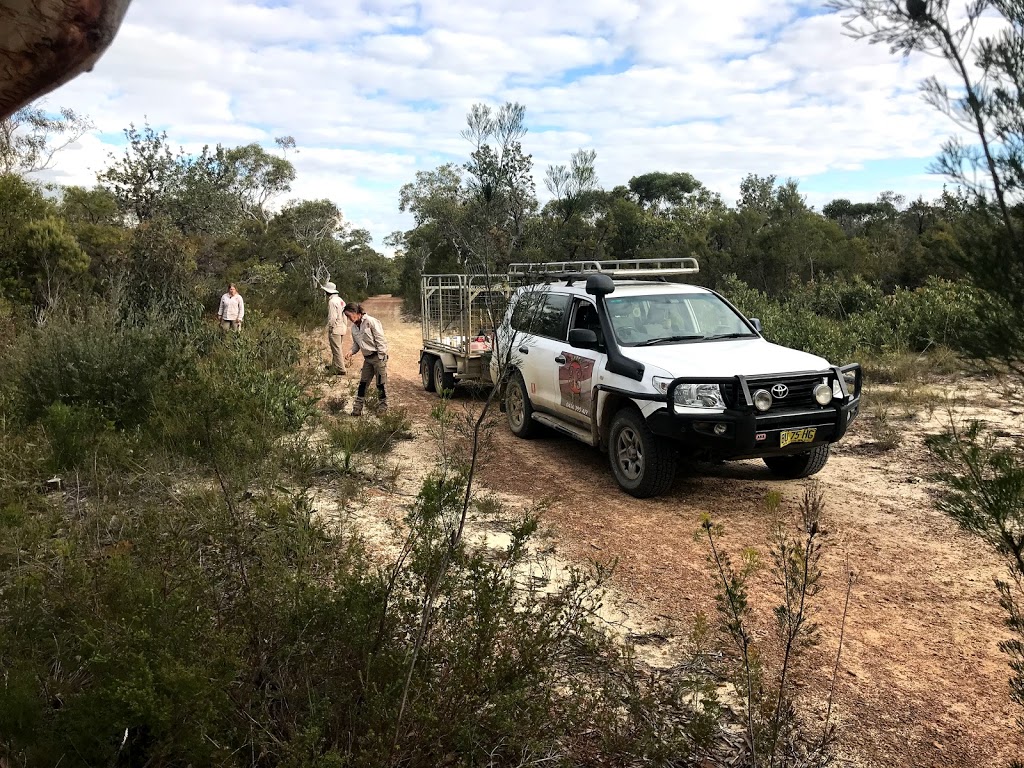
top-left (317, 295), bottom-right (1024, 768)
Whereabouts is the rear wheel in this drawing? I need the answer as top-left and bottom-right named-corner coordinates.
top-left (763, 444), bottom-right (830, 478)
top-left (608, 408), bottom-right (676, 498)
top-left (421, 356), bottom-right (436, 392)
top-left (433, 358), bottom-right (455, 396)
top-left (505, 371), bottom-right (537, 438)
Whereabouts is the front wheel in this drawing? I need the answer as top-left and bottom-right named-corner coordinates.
top-left (505, 371), bottom-right (537, 438)
top-left (608, 409), bottom-right (676, 498)
top-left (763, 444), bottom-right (830, 479)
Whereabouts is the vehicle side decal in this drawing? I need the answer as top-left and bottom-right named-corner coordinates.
top-left (559, 352), bottom-right (595, 416)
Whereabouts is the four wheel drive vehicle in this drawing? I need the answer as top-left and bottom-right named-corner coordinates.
top-left (490, 258), bottom-right (863, 498)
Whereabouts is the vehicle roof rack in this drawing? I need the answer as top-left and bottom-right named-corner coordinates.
top-left (507, 258), bottom-right (699, 282)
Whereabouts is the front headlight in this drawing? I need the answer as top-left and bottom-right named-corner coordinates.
top-left (653, 378), bottom-right (726, 409)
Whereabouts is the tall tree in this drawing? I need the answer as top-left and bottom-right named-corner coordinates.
top-left (0, 104), bottom-right (93, 175)
top-left (99, 122), bottom-right (179, 223)
top-left (224, 143), bottom-right (296, 226)
top-left (628, 171), bottom-right (703, 213)
top-left (458, 102), bottom-right (538, 268)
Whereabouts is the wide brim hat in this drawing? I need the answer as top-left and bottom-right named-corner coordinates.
top-left (321, 281), bottom-right (339, 295)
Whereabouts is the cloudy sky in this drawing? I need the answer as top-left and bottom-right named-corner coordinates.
top-left (37, 0), bottom-right (962, 251)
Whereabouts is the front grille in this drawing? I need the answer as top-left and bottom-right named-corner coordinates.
top-left (724, 374), bottom-right (829, 412)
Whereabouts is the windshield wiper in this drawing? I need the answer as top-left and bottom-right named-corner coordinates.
top-left (635, 334), bottom-right (706, 346)
top-left (703, 332), bottom-right (756, 340)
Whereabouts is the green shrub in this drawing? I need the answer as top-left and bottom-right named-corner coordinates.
top-left (150, 317), bottom-right (316, 480)
top-left (722, 273), bottom-right (985, 361)
top-left (39, 402), bottom-right (117, 472)
top-left (5, 307), bottom-right (194, 428)
top-left (853, 277), bottom-right (984, 353)
top-left (0, 465), bottom-right (724, 768)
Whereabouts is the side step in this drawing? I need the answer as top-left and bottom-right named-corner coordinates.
top-left (531, 413), bottom-right (597, 446)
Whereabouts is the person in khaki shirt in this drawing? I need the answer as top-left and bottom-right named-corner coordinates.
top-left (321, 281), bottom-right (347, 375)
top-left (343, 303), bottom-right (389, 415)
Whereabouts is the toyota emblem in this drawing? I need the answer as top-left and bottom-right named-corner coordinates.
top-left (771, 384), bottom-right (789, 399)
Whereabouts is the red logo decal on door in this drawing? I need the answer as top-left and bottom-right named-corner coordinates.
top-left (558, 352), bottom-right (595, 416)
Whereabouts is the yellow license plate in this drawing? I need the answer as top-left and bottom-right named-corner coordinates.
top-left (780, 428), bottom-right (817, 448)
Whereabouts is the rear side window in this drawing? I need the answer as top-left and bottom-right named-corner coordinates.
top-left (510, 290), bottom-right (571, 339)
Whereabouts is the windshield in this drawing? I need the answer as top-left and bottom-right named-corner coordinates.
top-left (605, 292), bottom-right (755, 346)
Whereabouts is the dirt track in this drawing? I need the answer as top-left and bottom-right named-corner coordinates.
top-left (327, 295), bottom-right (1023, 768)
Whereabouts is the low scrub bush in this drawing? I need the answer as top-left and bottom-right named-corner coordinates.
top-left (0, 464), bottom-right (725, 767)
top-left (3, 306), bottom-right (194, 428)
top-left (150, 318), bottom-right (317, 482)
top-left (700, 486), bottom-right (848, 767)
top-left (0, 299), bottom-right (318, 487)
top-left (722, 274), bottom-right (985, 363)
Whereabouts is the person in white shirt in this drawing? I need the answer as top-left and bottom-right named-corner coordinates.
top-left (343, 303), bottom-right (389, 415)
top-left (217, 283), bottom-right (244, 331)
top-left (321, 281), bottom-right (347, 375)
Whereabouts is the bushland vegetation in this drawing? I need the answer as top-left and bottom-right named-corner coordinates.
top-left (6, 1), bottom-right (1024, 758)
top-left (0, 109), bottom-right (848, 766)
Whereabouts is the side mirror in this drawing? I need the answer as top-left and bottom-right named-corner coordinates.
top-left (568, 328), bottom-right (599, 349)
top-left (586, 274), bottom-right (615, 296)
top-left (750, 318), bottom-right (762, 333)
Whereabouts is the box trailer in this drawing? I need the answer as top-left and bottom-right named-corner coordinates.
top-left (418, 273), bottom-right (510, 395)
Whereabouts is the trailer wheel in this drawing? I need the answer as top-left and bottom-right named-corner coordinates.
top-left (433, 358), bottom-right (455, 396)
top-left (421, 356), bottom-right (436, 392)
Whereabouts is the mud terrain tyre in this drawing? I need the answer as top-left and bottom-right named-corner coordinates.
top-left (421, 356), bottom-right (436, 392)
top-left (608, 408), bottom-right (676, 498)
top-left (763, 444), bottom-right (830, 478)
top-left (505, 371), bottom-right (537, 438)
top-left (433, 357), bottom-right (455, 395)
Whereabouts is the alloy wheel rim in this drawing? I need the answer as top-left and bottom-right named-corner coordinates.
top-left (615, 427), bottom-right (643, 480)
top-left (507, 385), bottom-right (524, 428)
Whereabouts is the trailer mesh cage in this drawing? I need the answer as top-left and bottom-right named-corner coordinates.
top-left (420, 274), bottom-right (510, 355)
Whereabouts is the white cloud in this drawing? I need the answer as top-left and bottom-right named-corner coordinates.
top-left (31, 0), bottom-right (979, 253)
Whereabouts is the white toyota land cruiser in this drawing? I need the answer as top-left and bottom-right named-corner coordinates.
top-left (491, 259), bottom-right (862, 498)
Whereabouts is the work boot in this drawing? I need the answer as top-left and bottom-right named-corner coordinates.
top-left (377, 400), bottom-right (388, 414)
top-left (350, 396), bottom-right (364, 416)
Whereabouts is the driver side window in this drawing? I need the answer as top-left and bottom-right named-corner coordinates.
top-left (572, 300), bottom-right (603, 344)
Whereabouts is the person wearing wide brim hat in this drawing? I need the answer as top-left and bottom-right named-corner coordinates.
top-left (322, 281), bottom-right (347, 375)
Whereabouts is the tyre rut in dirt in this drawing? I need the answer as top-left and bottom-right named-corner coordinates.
top-left (505, 371), bottom-right (537, 438)
top-left (433, 357), bottom-right (454, 396)
top-left (608, 408), bottom-right (676, 498)
top-left (421, 355), bottom-right (436, 392)
top-left (763, 443), bottom-right (831, 478)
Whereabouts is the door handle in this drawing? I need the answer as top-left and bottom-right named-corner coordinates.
top-left (518, 346), bottom-right (529, 354)
top-left (554, 355), bottom-right (566, 364)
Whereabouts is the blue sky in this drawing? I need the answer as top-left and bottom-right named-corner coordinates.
top-left (36, 0), bottom-right (966, 253)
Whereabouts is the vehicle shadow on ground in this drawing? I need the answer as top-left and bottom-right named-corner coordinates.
top-left (524, 423), bottom-right (782, 492)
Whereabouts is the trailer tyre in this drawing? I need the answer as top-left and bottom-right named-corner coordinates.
top-left (433, 358), bottom-right (455, 395)
top-left (421, 356), bottom-right (436, 392)
top-left (608, 408), bottom-right (676, 498)
top-left (505, 371), bottom-right (537, 438)
top-left (763, 444), bottom-right (830, 478)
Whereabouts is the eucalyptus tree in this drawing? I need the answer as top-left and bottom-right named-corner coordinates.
top-left (0, 104), bottom-right (93, 176)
